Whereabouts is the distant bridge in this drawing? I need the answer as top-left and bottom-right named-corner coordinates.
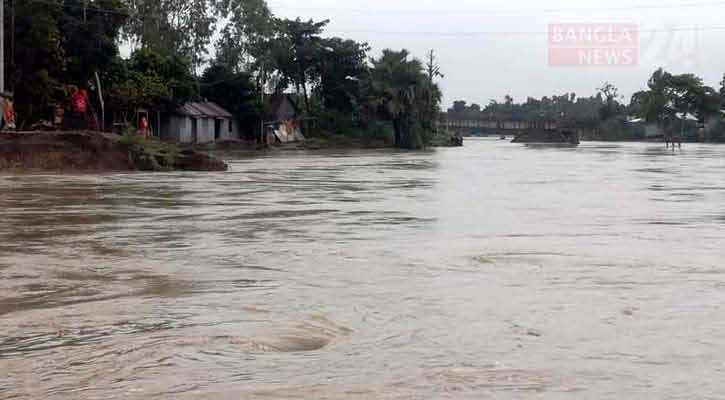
top-left (437, 118), bottom-right (559, 136)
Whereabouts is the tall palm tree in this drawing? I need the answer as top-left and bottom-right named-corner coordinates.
top-left (367, 49), bottom-right (438, 149)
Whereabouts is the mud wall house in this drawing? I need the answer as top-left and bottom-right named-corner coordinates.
top-left (161, 102), bottom-right (239, 144)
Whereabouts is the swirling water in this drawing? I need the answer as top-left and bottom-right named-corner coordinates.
top-left (2, 139), bottom-right (725, 399)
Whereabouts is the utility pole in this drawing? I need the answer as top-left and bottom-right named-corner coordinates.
top-left (95, 71), bottom-right (105, 131)
top-left (9, 0), bottom-right (12, 88)
top-left (1, 0), bottom-right (5, 94)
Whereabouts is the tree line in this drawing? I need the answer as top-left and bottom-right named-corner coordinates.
top-left (448, 69), bottom-right (725, 142)
top-left (9, 0), bottom-right (443, 148)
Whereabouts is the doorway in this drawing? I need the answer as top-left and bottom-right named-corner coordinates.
top-left (191, 118), bottom-right (198, 143)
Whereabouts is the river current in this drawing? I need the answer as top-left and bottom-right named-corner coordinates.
top-left (2, 139), bottom-right (725, 399)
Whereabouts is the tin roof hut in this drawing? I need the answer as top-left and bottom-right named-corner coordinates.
top-left (161, 101), bottom-right (238, 144)
top-left (262, 94), bottom-right (305, 144)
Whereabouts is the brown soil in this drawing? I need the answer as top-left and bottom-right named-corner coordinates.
top-left (0, 131), bottom-right (228, 172)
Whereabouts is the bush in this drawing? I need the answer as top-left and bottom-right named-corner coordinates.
top-left (312, 109), bottom-right (394, 144)
top-left (706, 118), bottom-right (725, 142)
top-left (118, 128), bottom-right (180, 170)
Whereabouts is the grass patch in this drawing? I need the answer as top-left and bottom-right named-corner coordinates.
top-left (119, 129), bottom-right (181, 170)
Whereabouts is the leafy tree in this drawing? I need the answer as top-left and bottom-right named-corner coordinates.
top-left (313, 37), bottom-right (370, 112)
top-left (631, 68), bottom-right (674, 125)
top-left (123, 0), bottom-right (215, 72)
top-left (200, 64), bottom-right (259, 138)
top-left (366, 49), bottom-right (441, 149)
top-left (12, 0), bottom-right (64, 126)
top-left (12, 0), bottom-right (127, 126)
top-left (597, 82), bottom-right (623, 121)
top-left (105, 49), bottom-right (198, 122)
top-left (631, 68), bottom-right (719, 127)
top-left (450, 101), bottom-right (467, 113)
top-left (669, 74), bottom-right (719, 121)
top-left (59, 0), bottom-right (128, 84)
top-left (273, 18), bottom-right (329, 112)
top-left (214, 0), bottom-right (274, 73)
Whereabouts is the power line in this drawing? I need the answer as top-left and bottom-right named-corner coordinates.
top-left (269, 0), bottom-right (725, 16)
top-left (327, 25), bottom-right (725, 37)
top-left (26, 0), bottom-right (130, 16)
top-left (20, 0), bottom-right (725, 39)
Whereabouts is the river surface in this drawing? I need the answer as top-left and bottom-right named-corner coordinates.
top-left (2, 139), bottom-right (725, 399)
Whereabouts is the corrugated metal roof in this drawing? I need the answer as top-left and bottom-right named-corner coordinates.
top-left (265, 94), bottom-right (299, 120)
top-left (177, 101), bottom-right (232, 118)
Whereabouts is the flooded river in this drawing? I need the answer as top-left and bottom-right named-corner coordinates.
top-left (2, 139), bottom-right (725, 399)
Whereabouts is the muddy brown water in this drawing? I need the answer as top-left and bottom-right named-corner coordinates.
top-left (2, 139), bottom-right (725, 399)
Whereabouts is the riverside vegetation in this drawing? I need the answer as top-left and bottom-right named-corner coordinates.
top-left (10, 0), bottom-right (447, 151)
top-left (447, 70), bottom-right (725, 142)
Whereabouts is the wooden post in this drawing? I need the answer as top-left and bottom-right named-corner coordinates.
top-left (9, 0), bottom-right (13, 92)
top-left (259, 65), bottom-right (265, 144)
top-left (94, 71), bottom-right (104, 131)
top-left (1, 0), bottom-right (4, 94)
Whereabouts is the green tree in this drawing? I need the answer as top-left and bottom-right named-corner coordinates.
top-left (631, 68), bottom-right (675, 126)
top-left (123, 0), bottom-right (215, 72)
top-left (273, 18), bottom-right (329, 113)
top-left (669, 74), bottom-right (719, 121)
top-left (597, 82), bottom-right (623, 121)
top-left (214, 0), bottom-right (274, 73)
top-left (105, 49), bottom-right (198, 123)
top-left (59, 0), bottom-right (128, 84)
top-left (11, 0), bottom-right (127, 126)
top-left (200, 64), bottom-right (259, 139)
top-left (366, 49), bottom-right (441, 149)
top-left (313, 37), bottom-right (370, 112)
top-left (12, 0), bottom-right (64, 126)
top-left (631, 69), bottom-right (719, 127)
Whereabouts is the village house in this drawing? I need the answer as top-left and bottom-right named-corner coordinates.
top-left (263, 94), bottom-right (305, 144)
top-left (161, 101), bottom-right (239, 144)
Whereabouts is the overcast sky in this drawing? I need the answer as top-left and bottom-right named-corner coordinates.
top-left (269, 0), bottom-right (725, 108)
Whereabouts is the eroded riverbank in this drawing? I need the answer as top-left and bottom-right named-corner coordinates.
top-left (0, 131), bottom-right (228, 172)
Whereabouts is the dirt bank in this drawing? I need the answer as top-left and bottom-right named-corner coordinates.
top-left (0, 131), bottom-right (228, 172)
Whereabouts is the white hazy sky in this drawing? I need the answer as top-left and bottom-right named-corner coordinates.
top-left (269, 0), bottom-right (725, 107)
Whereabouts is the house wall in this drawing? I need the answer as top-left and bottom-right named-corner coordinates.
top-left (162, 115), bottom-right (239, 144)
top-left (195, 117), bottom-right (213, 143)
top-left (277, 98), bottom-right (297, 121)
top-left (219, 118), bottom-right (239, 140)
top-left (162, 115), bottom-right (193, 143)
top-left (644, 123), bottom-right (660, 138)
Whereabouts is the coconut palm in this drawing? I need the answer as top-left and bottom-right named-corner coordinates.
top-left (366, 49), bottom-right (440, 149)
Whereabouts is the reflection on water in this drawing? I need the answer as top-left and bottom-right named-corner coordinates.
top-left (2, 140), bottom-right (725, 399)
